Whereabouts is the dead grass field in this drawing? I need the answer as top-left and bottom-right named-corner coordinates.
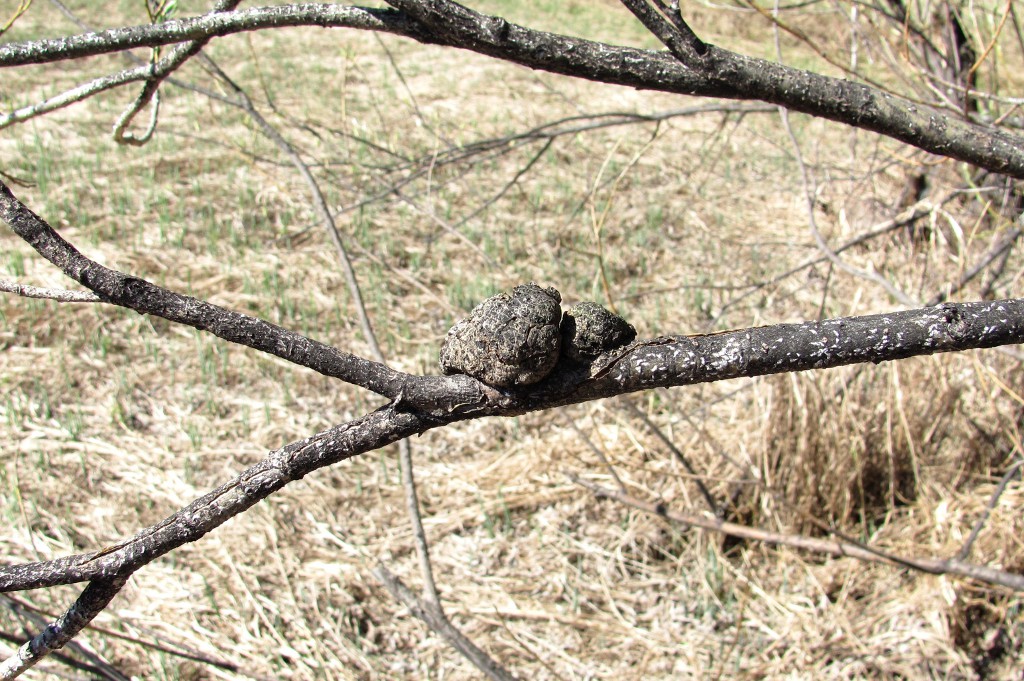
top-left (1, 1), bottom-right (1023, 679)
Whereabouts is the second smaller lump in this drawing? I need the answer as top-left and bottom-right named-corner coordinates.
top-left (561, 301), bottom-right (636, 364)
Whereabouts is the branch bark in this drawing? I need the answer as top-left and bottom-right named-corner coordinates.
top-left (1, 3), bottom-right (1022, 176)
top-left (0, 180), bottom-right (405, 401)
top-left (0, 577), bottom-right (127, 680)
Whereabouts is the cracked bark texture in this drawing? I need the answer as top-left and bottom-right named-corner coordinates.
top-left (439, 283), bottom-right (563, 387)
top-left (561, 302), bottom-right (637, 363)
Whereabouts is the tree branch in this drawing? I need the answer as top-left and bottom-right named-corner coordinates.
top-left (1, 3), bottom-right (1022, 176)
top-left (2, 290), bottom-right (1022, 592)
top-left (3, 182), bottom-right (1023, 599)
top-left (571, 476), bottom-right (1024, 591)
top-left (112, 0), bottom-right (243, 146)
top-left (0, 179), bottom-right (406, 400)
top-left (0, 576), bottom-right (127, 679)
top-left (0, 408), bottom-right (430, 593)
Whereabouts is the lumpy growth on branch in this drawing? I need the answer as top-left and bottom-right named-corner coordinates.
top-left (439, 283), bottom-right (563, 388)
top-left (439, 285), bottom-right (638, 388)
top-left (561, 301), bottom-right (636, 363)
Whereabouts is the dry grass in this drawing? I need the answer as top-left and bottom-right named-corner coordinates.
top-left (1, 1), bottom-right (1023, 679)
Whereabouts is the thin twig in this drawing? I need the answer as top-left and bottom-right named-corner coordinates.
top-left (207, 54), bottom-right (488, 660)
top-left (2, 1), bottom-right (238, 131)
top-left (202, 59), bottom-right (384, 363)
top-left (617, 0), bottom-right (707, 63)
top-left (926, 227), bottom-right (1023, 306)
top-left (779, 104), bottom-right (918, 307)
top-left (564, 410), bottom-right (627, 493)
top-left (619, 398), bottom-right (719, 515)
top-left (958, 457), bottom-right (1024, 560)
top-left (372, 564), bottom-right (518, 681)
top-left (113, 0), bottom-right (242, 145)
top-left (0, 280), bottom-right (99, 303)
top-left (570, 475), bottom-right (1024, 591)
top-left (713, 190), bottom-right (961, 322)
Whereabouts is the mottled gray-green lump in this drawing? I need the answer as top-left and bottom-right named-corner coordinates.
top-left (439, 284), bottom-right (563, 388)
top-left (561, 301), bottom-right (636, 363)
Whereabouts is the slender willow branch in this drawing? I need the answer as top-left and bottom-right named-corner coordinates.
top-left (1, 3), bottom-right (1022, 176)
top-left (0, 180), bottom-right (405, 400)
top-left (0, 576), bottom-right (128, 680)
top-left (112, 0), bottom-right (242, 145)
top-left (571, 476), bottom-right (1024, 591)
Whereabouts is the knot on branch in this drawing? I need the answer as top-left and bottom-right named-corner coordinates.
top-left (561, 301), bottom-right (636, 364)
top-left (438, 285), bottom-right (636, 388)
top-left (439, 283), bottom-right (563, 387)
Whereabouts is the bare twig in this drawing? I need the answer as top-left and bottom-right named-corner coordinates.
top-left (112, 0), bottom-right (242, 145)
top-left (1, 1), bottom-right (239, 131)
top-left (927, 227), bottom-right (1023, 306)
top-left (565, 411), bottom-right (627, 493)
top-left (714, 191), bottom-right (962, 321)
top-left (0, 280), bottom-right (99, 303)
top-left (958, 457), bottom-right (1024, 560)
top-left (619, 398), bottom-right (719, 515)
top-left (779, 104), bottom-right (918, 307)
top-left (372, 564), bottom-right (518, 681)
top-left (617, 0), bottom-right (708, 63)
top-left (570, 475), bottom-right (1024, 591)
top-left (203, 59), bottom-right (385, 363)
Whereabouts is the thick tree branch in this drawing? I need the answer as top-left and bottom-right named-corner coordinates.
top-left (1, 4), bottom-right (1022, 176)
top-left (525, 299), bottom-right (1024, 409)
top-left (0, 408), bottom-right (430, 592)
top-left (2, 183), bottom-right (1023, 598)
top-left (2, 290), bottom-right (1022, 592)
